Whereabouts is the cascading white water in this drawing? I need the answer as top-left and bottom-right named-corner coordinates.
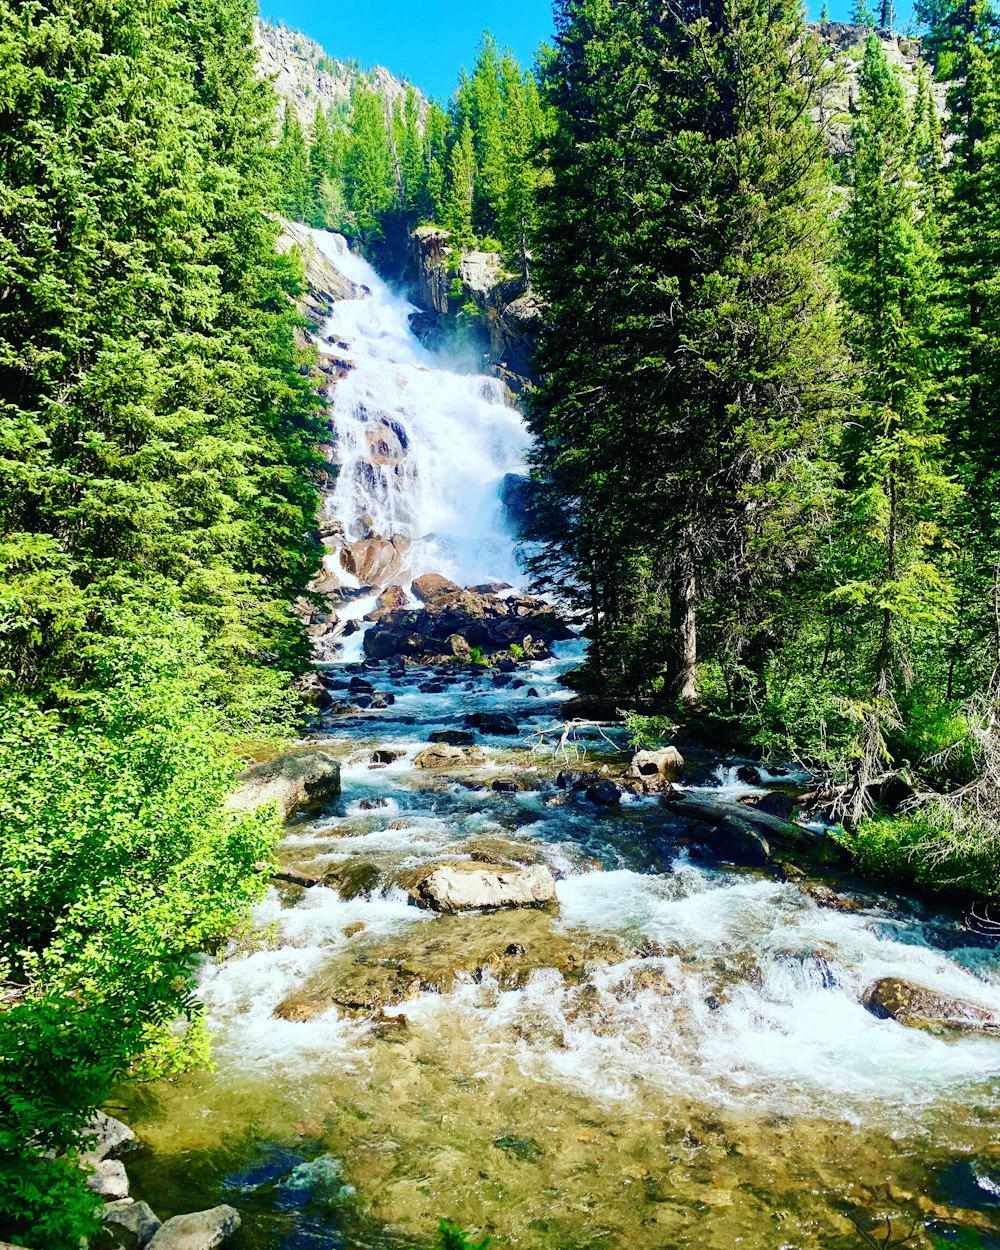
top-left (310, 230), bottom-right (529, 589)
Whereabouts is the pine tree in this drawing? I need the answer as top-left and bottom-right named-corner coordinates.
top-left (919, 0), bottom-right (1000, 687)
top-left (530, 0), bottom-right (843, 702)
top-left (837, 35), bottom-right (955, 820)
top-left (276, 107), bottom-right (311, 221)
top-left (344, 81), bottom-right (396, 243)
top-left (445, 119), bottom-right (477, 251)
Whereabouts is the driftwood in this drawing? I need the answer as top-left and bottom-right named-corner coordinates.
top-left (524, 719), bottom-right (623, 762)
top-left (664, 794), bottom-right (821, 847)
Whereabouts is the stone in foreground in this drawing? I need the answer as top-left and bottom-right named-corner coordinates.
top-left (229, 749), bottom-right (341, 820)
top-left (146, 1206), bottom-right (241, 1250)
top-left (412, 862), bottom-right (557, 913)
top-left (104, 1200), bottom-right (163, 1246)
top-left (87, 1158), bottom-right (129, 1200)
top-left (85, 1111), bottom-right (138, 1162)
top-left (862, 977), bottom-right (1000, 1037)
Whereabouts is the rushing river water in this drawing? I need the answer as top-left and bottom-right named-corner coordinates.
top-left (117, 235), bottom-right (1000, 1250)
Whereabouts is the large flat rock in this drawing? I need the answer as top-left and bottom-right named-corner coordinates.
top-left (229, 749), bottom-right (341, 821)
top-left (412, 862), bottom-right (557, 913)
top-left (146, 1206), bottom-right (240, 1250)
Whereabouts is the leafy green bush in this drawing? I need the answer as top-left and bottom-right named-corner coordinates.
top-left (838, 809), bottom-right (998, 898)
top-left (0, 606), bottom-right (279, 1248)
top-left (620, 711), bottom-right (677, 751)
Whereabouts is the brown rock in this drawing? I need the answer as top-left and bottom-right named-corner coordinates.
top-left (415, 743), bottom-right (485, 769)
top-left (862, 977), bottom-right (1000, 1036)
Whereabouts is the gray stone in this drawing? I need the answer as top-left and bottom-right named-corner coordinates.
top-left (146, 1206), bottom-right (241, 1250)
top-left (104, 1200), bottom-right (162, 1246)
top-left (862, 977), bottom-right (1000, 1037)
top-left (228, 749), bottom-right (341, 821)
top-left (84, 1112), bottom-right (138, 1162)
top-left (415, 743), bottom-right (485, 770)
top-left (412, 862), bottom-right (557, 912)
top-left (87, 1158), bottom-right (129, 1201)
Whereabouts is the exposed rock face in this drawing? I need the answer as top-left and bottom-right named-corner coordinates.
top-left (229, 750), bottom-right (342, 821)
top-left (697, 819), bottom-right (772, 868)
top-left (146, 1207), bottom-right (241, 1250)
top-left (412, 573), bottom-right (464, 607)
top-left (410, 862), bottom-right (557, 912)
top-left (255, 19), bottom-right (419, 132)
top-left (408, 228), bottom-right (541, 397)
top-left (340, 534), bottom-right (409, 584)
top-left (276, 218), bottom-right (361, 327)
top-left (861, 978), bottom-right (1000, 1036)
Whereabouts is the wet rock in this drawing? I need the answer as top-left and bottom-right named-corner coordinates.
top-left (370, 692), bottom-right (395, 710)
top-left (371, 749), bottom-right (405, 765)
top-left (861, 978), bottom-right (1000, 1036)
top-left (429, 730), bottom-right (476, 746)
top-left (87, 1159), bottom-right (129, 1200)
top-left (586, 780), bottom-right (624, 807)
top-left (465, 712), bottom-right (520, 736)
top-left (493, 778), bottom-right (526, 793)
top-left (469, 582), bottom-right (513, 595)
top-left (448, 633), bottom-right (472, 660)
top-left (340, 535), bottom-right (409, 584)
top-left (557, 769), bottom-right (606, 791)
top-left (630, 747), bottom-right (685, 782)
top-left (349, 676), bottom-right (375, 695)
top-left (324, 860), bottom-right (382, 900)
top-left (415, 744), bottom-right (486, 769)
top-left (493, 1132), bottom-right (543, 1162)
top-left (103, 1200), bottom-right (162, 1247)
top-left (85, 1112), bottom-right (138, 1162)
top-left (411, 862), bottom-right (557, 912)
top-left (294, 672), bottom-right (333, 711)
top-left (737, 764), bottom-right (763, 785)
top-left (273, 866), bottom-right (321, 889)
top-left (694, 817), bottom-right (771, 868)
top-left (229, 750), bottom-right (341, 821)
top-left (412, 573), bottom-right (464, 607)
top-left (751, 791), bottom-right (797, 820)
top-left (802, 883), bottom-right (862, 912)
top-left (367, 584), bottom-right (408, 620)
top-left (499, 474), bottom-right (540, 539)
top-left (145, 1206), bottom-right (240, 1250)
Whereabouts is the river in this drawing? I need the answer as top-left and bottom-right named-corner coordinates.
top-left (116, 233), bottom-right (1000, 1250)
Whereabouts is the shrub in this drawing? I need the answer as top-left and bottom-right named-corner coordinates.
top-left (0, 606), bottom-right (279, 1248)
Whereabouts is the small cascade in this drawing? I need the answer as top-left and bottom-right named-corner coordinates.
top-left (310, 230), bottom-right (529, 592)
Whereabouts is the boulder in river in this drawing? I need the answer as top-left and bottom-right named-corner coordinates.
top-left (666, 793), bottom-right (819, 849)
top-left (146, 1207), bottom-right (241, 1250)
top-left (750, 791), bottom-right (797, 820)
top-left (465, 712), bottom-right (520, 736)
top-left (228, 750), bottom-right (341, 821)
top-left (84, 1111), bottom-right (138, 1162)
top-left (630, 747), bottom-right (685, 782)
top-left (415, 743), bottom-right (486, 769)
top-left (429, 730), bottom-right (476, 746)
top-left (412, 573), bottom-right (464, 607)
top-left (861, 977), bottom-right (1000, 1037)
top-left (103, 1200), bottom-right (162, 1247)
top-left (586, 780), bottom-right (624, 807)
top-left (411, 862), bottom-right (557, 912)
top-left (696, 817), bottom-right (772, 868)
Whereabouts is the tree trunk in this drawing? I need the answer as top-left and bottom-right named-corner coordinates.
top-left (672, 535), bottom-right (698, 704)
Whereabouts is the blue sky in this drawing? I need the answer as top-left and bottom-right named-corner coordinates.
top-left (261, 0), bottom-right (916, 100)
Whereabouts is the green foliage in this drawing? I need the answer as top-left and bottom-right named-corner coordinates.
top-left (438, 1219), bottom-right (491, 1250)
top-left (529, 0), bottom-right (843, 704)
top-left (509, 642), bottom-right (525, 660)
top-left (838, 808), bottom-right (998, 896)
top-left (620, 711), bottom-right (677, 752)
top-left (468, 646), bottom-right (490, 667)
top-left (0, 605), bottom-right (279, 1248)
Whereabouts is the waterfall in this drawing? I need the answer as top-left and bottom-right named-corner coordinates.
top-left (309, 230), bottom-right (529, 590)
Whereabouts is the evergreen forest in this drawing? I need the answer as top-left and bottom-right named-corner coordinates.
top-left (4, 0), bottom-right (1000, 1246)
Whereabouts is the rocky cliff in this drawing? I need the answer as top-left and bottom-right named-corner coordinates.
top-left (255, 19), bottom-right (419, 131)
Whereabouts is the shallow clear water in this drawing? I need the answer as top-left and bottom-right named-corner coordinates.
top-left (116, 235), bottom-right (1000, 1250)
